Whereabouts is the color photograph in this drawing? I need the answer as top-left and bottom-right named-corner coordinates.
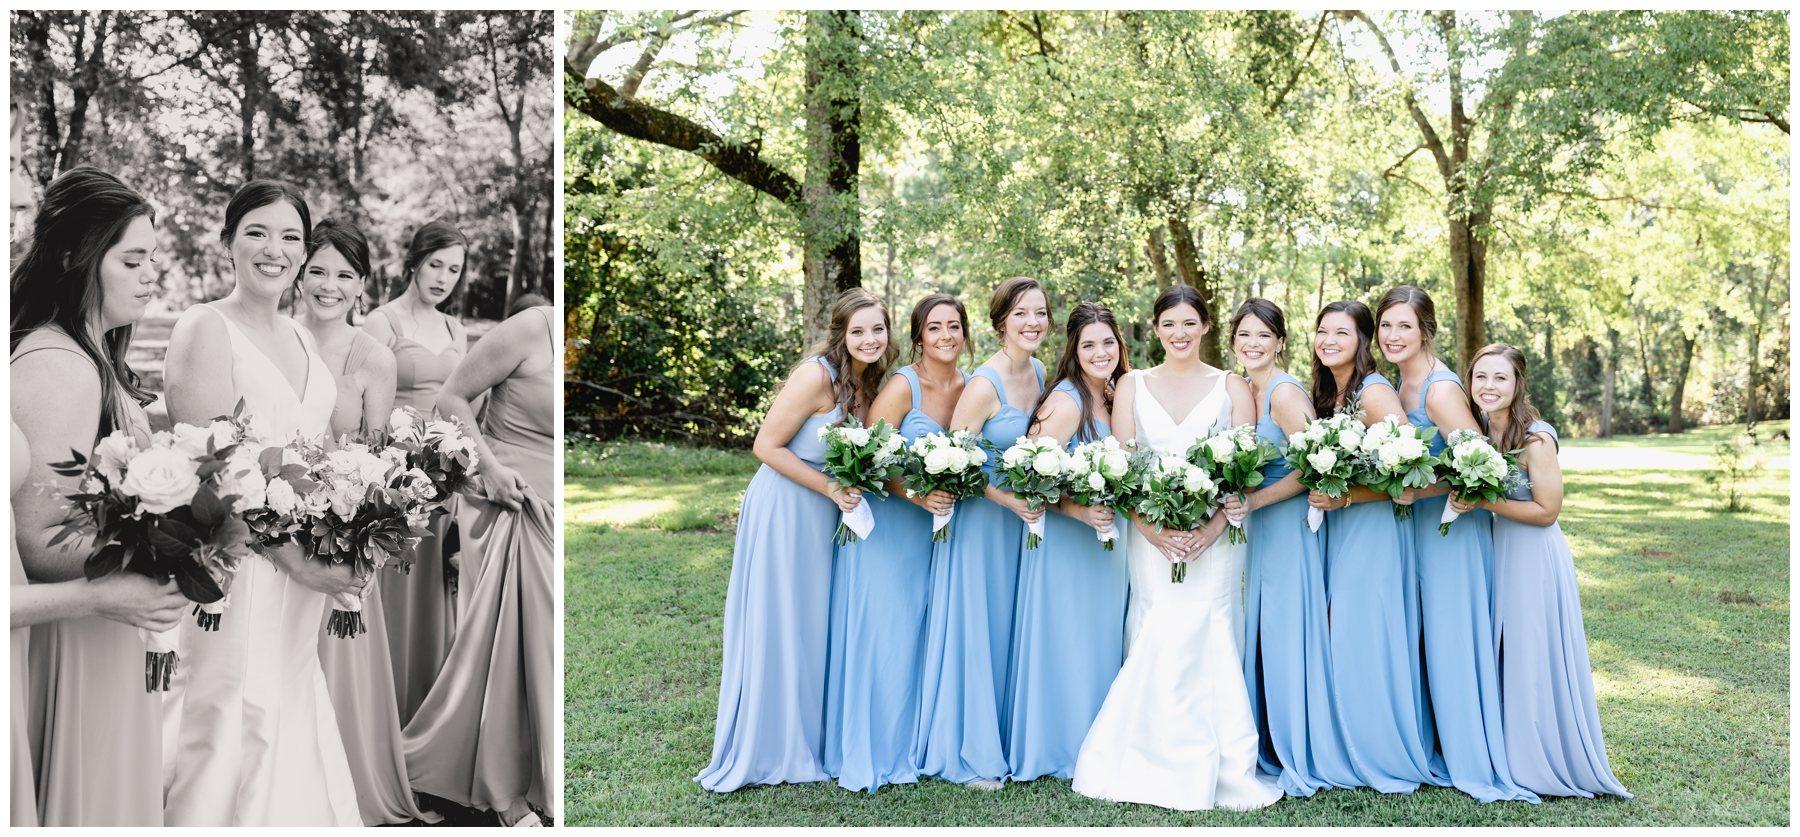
top-left (563, 9), bottom-right (1789, 827)
top-left (10, 10), bottom-right (556, 826)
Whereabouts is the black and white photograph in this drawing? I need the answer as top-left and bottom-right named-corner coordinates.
top-left (9, 10), bottom-right (557, 826)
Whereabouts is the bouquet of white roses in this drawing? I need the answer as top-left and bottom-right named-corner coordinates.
top-left (383, 407), bottom-right (480, 512)
top-left (1132, 452), bottom-right (1218, 582)
top-left (1062, 436), bottom-right (1139, 551)
top-left (1434, 429), bottom-right (1522, 535)
top-left (1188, 423), bottom-right (1279, 545)
top-left (295, 437), bottom-right (432, 638)
top-left (47, 408), bottom-right (259, 691)
top-left (1286, 412), bottom-right (1365, 532)
top-left (997, 436), bottom-right (1071, 550)
top-left (819, 418), bottom-right (907, 545)
top-left (1353, 416), bottom-right (1439, 520)
top-left (900, 429), bottom-right (990, 543)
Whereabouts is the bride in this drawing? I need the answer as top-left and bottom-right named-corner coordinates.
top-left (1070, 285), bottom-right (1283, 812)
top-left (160, 180), bottom-right (363, 825)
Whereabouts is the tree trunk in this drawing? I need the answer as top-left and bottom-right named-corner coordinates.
top-left (1165, 216), bottom-right (1222, 366)
top-left (1146, 227), bottom-right (1172, 289)
top-left (1667, 330), bottom-right (1695, 433)
top-left (235, 21), bottom-right (260, 182)
top-left (23, 13), bottom-right (59, 186)
top-left (1446, 207), bottom-right (1488, 371)
top-left (1599, 328), bottom-right (1617, 438)
top-left (1539, 315), bottom-right (1557, 422)
top-left (800, 10), bottom-right (862, 346)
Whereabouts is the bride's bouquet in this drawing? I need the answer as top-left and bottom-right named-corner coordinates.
top-left (1286, 412), bottom-right (1365, 532)
top-left (818, 418), bottom-right (907, 545)
top-left (296, 437), bottom-right (434, 638)
top-left (1354, 416), bottom-right (1439, 520)
top-left (1187, 423), bottom-right (1278, 544)
top-left (900, 429), bottom-right (989, 543)
top-left (47, 413), bottom-right (259, 691)
top-left (997, 436), bottom-right (1071, 550)
top-left (1061, 436), bottom-right (1138, 551)
top-left (1434, 429), bottom-right (1522, 535)
top-left (1132, 452), bottom-right (1217, 583)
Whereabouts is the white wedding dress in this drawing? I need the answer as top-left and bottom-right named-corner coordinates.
top-left (1070, 370), bottom-right (1284, 811)
top-left (162, 306), bottom-right (360, 825)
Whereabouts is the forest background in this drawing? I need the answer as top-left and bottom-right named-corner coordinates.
top-left (11, 10), bottom-right (556, 323)
top-left (564, 10), bottom-right (1790, 447)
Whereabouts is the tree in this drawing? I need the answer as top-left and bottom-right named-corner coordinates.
top-left (566, 11), bottom-right (864, 344)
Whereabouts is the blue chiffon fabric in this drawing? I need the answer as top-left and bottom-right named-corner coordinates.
top-left (1242, 371), bottom-right (1357, 796)
top-left (697, 358), bottom-right (841, 792)
top-left (822, 365), bottom-right (962, 793)
top-left (1004, 379), bottom-right (1128, 781)
top-left (1322, 371), bottom-right (1441, 793)
top-left (1403, 368), bottom-right (1537, 804)
top-left (1492, 422), bottom-right (1631, 799)
top-left (914, 359), bottom-right (1041, 784)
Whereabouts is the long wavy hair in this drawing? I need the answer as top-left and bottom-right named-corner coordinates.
top-left (908, 291), bottom-right (973, 367)
top-left (1030, 301), bottom-right (1127, 443)
top-left (796, 287), bottom-right (897, 421)
top-left (1467, 343), bottom-right (1542, 453)
top-left (398, 220), bottom-right (467, 305)
top-left (9, 166), bottom-right (156, 436)
top-left (1309, 299), bottom-right (1378, 418)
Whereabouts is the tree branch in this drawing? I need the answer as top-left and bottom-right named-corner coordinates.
top-left (1268, 12), bottom-right (1329, 114)
top-left (1348, 10), bottom-right (1452, 181)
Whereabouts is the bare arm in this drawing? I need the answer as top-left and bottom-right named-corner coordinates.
top-left (1226, 374), bottom-right (1255, 427)
top-left (1416, 379), bottom-right (1482, 500)
top-left (13, 574), bottom-right (187, 632)
top-left (1247, 382), bottom-right (1313, 512)
top-left (867, 373), bottom-right (914, 501)
top-left (360, 307), bottom-right (397, 346)
top-left (359, 342), bottom-right (398, 433)
top-left (12, 350), bottom-right (103, 582)
top-left (1033, 391), bottom-right (1096, 523)
top-left (163, 305), bottom-right (237, 426)
top-left (438, 309), bottom-right (537, 510)
top-left (1480, 434), bottom-right (1563, 525)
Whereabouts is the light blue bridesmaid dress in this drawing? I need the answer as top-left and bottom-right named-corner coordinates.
top-left (697, 357), bottom-right (842, 792)
top-left (1241, 371), bottom-right (1358, 796)
top-left (823, 365), bottom-right (963, 793)
top-left (914, 358), bottom-right (1041, 784)
top-left (1402, 367), bottom-right (1538, 804)
top-left (1492, 421), bottom-right (1631, 799)
top-left (1004, 379), bottom-right (1129, 782)
top-left (1323, 371), bottom-right (1441, 793)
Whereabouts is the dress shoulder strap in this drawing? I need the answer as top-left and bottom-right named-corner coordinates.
top-left (1526, 419), bottom-right (1560, 451)
top-left (809, 355), bottom-right (837, 384)
top-left (1420, 366), bottom-right (1464, 410)
top-left (1052, 378), bottom-right (1082, 413)
top-left (9, 330), bottom-right (96, 370)
top-left (971, 363), bottom-right (1003, 393)
top-left (1357, 370), bottom-right (1394, 396)
top-left (1031, 356), bottom-right (1045, 387)
top-left (896, 365), bottom-right (922, 412)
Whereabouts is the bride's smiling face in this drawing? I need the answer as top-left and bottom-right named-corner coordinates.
top-left (298, 244), bottom-right (361, 321)
top-left (228, 200), bottom-right (306, 298)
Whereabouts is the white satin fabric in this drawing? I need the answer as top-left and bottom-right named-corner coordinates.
top-left (1071, 370), bottom-right (1283, 811)
top-left (162, 308), bottom-right (360, 825)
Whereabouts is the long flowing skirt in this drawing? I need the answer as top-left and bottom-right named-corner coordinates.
top-left (1408, 497), bottom-right (1537, 804)
top-left (913, 495), bottom-right (1023, 784)
top-left (383, 504), bottom-right (457, 724)
top-left (1006, 509), bottom-right (1127, 782)
top-left (1493, 517), bottom-right (1632, 799)
top-left (822, 494), bottom-right (931, 793)
top-left (403, 492), bottom-right (557, 818)
top-left (28, 616), bottom-right (163, 825)
top-left (319, 573), bottom-right (434, 824)
top-left (695, 464), bottom-right (835, 792)
top-left (1242, 493), bottom-right (1358, 796)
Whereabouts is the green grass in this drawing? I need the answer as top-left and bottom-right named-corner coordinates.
top-left (565, 440), bottom-right (1789, 826)
top-left (1561, 419), bottom-right (1790, 457)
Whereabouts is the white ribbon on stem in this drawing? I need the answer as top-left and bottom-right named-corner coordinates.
top-left (841, 501), bottom-right (875, 541)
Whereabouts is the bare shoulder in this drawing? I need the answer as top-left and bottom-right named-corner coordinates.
top-left (1224, 373), bottom-right (1253, 398)
top-left (1270, 379), bottom-right (1314, 419)
top-left (168, 303), bottom-right (227, 349)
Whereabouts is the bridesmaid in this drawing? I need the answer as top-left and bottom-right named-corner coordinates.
top-left (1229, 298), bottom-right (1357, 796)
top-left (405, 303), bottom-right (560, 824)
top-left (1304, 299), bottom-right (1442, 794)
top-left (364, 220), bottom-right (469, 723)
top-left (823, 292), bottom-right (968, 793)
top-left (297, 219), bottom-right (435, 825)
top-left (9, 166), bottom-right (186, 825)
top-left (697, 288), bottom-right (896, 792)
top-left (1005, 301), bottom-right (1129, 782)
top-left (1456, 344), bottom-right (1631, 799)
top-left (1378, 286), bottom-right (1536, 804)
top-left (915, 276), bottom-right (1049, 789)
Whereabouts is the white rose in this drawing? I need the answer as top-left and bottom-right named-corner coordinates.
top-left (881, 433), bottom-right (906, 455)
top-left (390, 407), bottom-right (417, 434)
top-left (92, 431), bottom-right (137, 484)
top-left (1102, 450), bottom-right (1131, 478)
top-left (425, 420), bottom-right (461, 440)
top-left (1032, 450), bottom-right (1064, 477)
top-left (1067, 454), bottom-right (1091, 477)
top-left (356, 451), bottom-right (395, 485)
top-left (843, 427), bottom-right (871, 448)
top-left (119, 448), bottom-right (202, 514)
top-left (303, 487), bottom-right (334, 515)
top-left (969, 446), bottom-right (988, 466)
top-left (924, 447), bottom-right (957, 474)
top-left (220, 448), bottom-right (267, 513)
top-left (1306, 449), bottom-right (1338, 473)
top-left (380, 446), bottom-right (408, 470)
top-left (1087, 471), bottom-right (1105, 492)
top-left (170, 423), bottom-right (215, 458)
top-left (1182, 466), bottom-right (1212, 494)
top-left (266, 478), bottom-right (300, 516)
top-left (1395, 436), bottom-right (1426, 461)
top-left (1003, 446), bottom-right (1030, 469)
top-left (1204, 433), bottom-right (1236, 461)
top-left (329, 482), bottom-right (363, 519)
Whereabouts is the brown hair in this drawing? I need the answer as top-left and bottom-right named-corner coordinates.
top-left (1153, 283), bottom-right (1211, 326)
top-left (798, 287), bottom-right (897, 421)
top-left (908, 291), bottom-right (973, 366)
top-left (1309, 300), bottom-right (1378, 418)
top-left (1030, 301), bottom-right (1128, 444)
top-left (987, 276), bottom-right (1051, 339)
top-left (1375, 284), bottom-right (1440, 356)
top-left (1466, 343), bottom-right (1542, 453)
top-left (1228, 297), bottom-right (1288, 367)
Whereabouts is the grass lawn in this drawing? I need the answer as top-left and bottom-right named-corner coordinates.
top-left (564, 440), bottom-right (1789, 826)
top-left (1561, 419), bottom-right (1791, 457)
